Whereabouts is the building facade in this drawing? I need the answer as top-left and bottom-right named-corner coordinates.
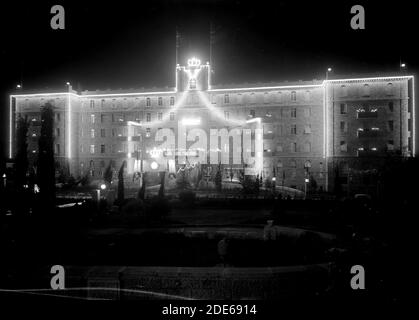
top-left (9, 58), bottom-right (416, 193)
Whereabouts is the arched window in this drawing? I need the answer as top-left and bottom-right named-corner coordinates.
top-left (362, 84), bottom-right (370, 97)
top-left (385, 83), bottom-right (394, 96)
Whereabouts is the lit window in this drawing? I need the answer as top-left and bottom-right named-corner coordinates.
top-left (101, 99), bottom-right (105, 108)
top-left (146, 113), bottom-right (151, 122)
top-left (304, 125), bottom-right (311, 134)
top-left (146, 128), bottom-right (151, 138)
top-left (90, 145), bottom-right (95, 154)
top-left (158, 97), bottom-right (163, 106)
top-left (101, 128), bottom-right (106, 137)
top-left (158, 112), bottom-right (163, 121)
top-left (170, 96), bottom-right (175, 106)
top-left (385, 83), bottom-right (394, 96)
top-left (170, 112), bottom-right (175, 121)
top-left (101, 144), bottom-right (105, 154)
top-left (91, 129), bottom-right (95, 138)
top-left (362, 84), bottom-right (370, 96)
top-left (90, 114), bottom-right (95, 123)
top-left (90, 100), bottom-right (95, 108)
top-left (189, 79), bottom-right (196, 90)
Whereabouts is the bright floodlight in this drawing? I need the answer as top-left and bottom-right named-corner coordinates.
top-left (127, 121), bottom-right (141, 127)
top-left (401, 63), bottom-right (406, 68)
top-left (327, 67), bottom-right (332, 72)
top-left (187, 57), bottom-right (201, 67)
top-left (246, 117), bottom-right (262, 124)
top-left (150, 161), bottom-right (159, 170)
top-left (181, 118), bottom-right (201, 126)
top-left (66, 82), bottom-right (71, 86)
top-left (100, 184), bottom-right (106, 190)
top-left (16, 84), bottom-right (21, 89)
top-left (305, 178), bottom-right (309, 183)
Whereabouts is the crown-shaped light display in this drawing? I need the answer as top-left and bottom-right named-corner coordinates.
top-left (187, 57), bottom-right (201, 67)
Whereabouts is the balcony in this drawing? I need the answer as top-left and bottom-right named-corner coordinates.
top-left (357, 129), bottom-right (380, 138)
top-left (357, 109), bottom-right (378, 119)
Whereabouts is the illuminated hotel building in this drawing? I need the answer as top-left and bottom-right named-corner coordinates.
top-left (9, 58), bottom-right (416, 192)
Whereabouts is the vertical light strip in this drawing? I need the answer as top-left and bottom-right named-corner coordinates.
top-left (412, 76), bottom-right (416, 156)
top-left (323, 80), bottom-right (329, 192)
top-left (67, 93), bottom-right (72, 159)
top-left (9, 95), bottom-right (13, 159)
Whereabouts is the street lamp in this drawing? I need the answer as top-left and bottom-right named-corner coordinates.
top-left (400, 63), bottom-right (407, 72)
top-left (304, 178), bottom-right (309, 199)
top-left (326, 67), bottom-right (332, 80)
top-left (16, 84), bottom-right (21, 89)
top-left (150, 161), bottom-right (159, 170)
top-left (96, 183), bottom-right (106, 208)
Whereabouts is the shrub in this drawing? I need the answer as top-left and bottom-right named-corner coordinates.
top-left (179, 190), bottom-right (196, 206)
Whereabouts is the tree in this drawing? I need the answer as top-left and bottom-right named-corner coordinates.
top-left (138, 172), bottom-right (146, 200)
top-left (158, 171), bottom-right (166, 198)
top-left (38, 103), bottom-right (56, 210)
top-left (103, 161), bottom-right (113, 185)
top-left (15, 115), bottom-right (29, 188)
top-left (117, 161), bottom-right (125, 203)
top-left (215, 163), bottom-right (222, 192)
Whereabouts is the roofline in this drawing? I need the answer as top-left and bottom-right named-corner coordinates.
top-left (9, 75), bottom-right (414, 98)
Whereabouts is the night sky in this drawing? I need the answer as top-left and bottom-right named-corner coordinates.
top-left (1, 0), bottom-right (418, 159)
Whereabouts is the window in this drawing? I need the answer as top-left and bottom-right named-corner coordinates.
top-left (158, 112), bottom-right (163, 121)
top-left (91, 114), bottom-right (95, 124)
top-left (388, 120), bottom-right (394, 132)
top-left (101, 144), bottom-right (105, 154)
top-left (56, 113), bottom-right (61, 122)
top-left (249, 110), bottom-right (256, 118)
top-left (101, 114), bottom-right (105, 123)
top-left (224, 94), bottom-right (230, 104)
top-left (224, 111), bottom-right (229, 120)
top-left (388, 102), bottom-right (394, 112)
top-left (291, 91), bottom-right (297, 101)
top-left (170, 112), bottom-right (175, 121)
top-left (170, 96), bottom-right (175, 106)
top-left (101, 99), bottom-right (105, 108)
top-left (340, 141), bottom-right (347, 152)
top-left (290, 160), bottom-right (297, 168)
top-left (101, 128), bottom-right (106, 137)
top-left (276, 145), bottom-right (283, 152)
top-left (362, 84), bottom-right (370, 96)
top-left (55, 144), bottom-right (60, 155)
top-left (158, 97), bottom-right (163, 106)
top-left (340, 103), bottom-right (347, 114)
top-left (90, 129), bottom-right (95, 138)
top-left (146, 128), bottom-right (151, 138)
top-left (55, 128), bottom-right (60, 137)
top-left (304, 142), bottom-right (311, 153)
top-left (112, 114), bottom-right (115, 122)
top-left (291, 124), bottom-right (297, 135)
top-left (112, 128), bottom-right (116, 137)
top-left (387, 140), bottom-right (394, 151)
top-left (146, 113), bottom-right (151, 122)
top-left (290, 142), bottom-right (297, 152)
top-left (386, 83), bottom-right (394, 96)
top-left (305, 91), bottom-right (311, 101)
top-left (304, 107), bottom-right (311, 117)
top-left (146, 97), bottom-right (151, 107)
top-left (304, 125), bottom-right (311, 134)
top-left (189, 78), bottom-right (196, 90)
top-left (291, 108), bottom-right (297, 118)
top-left (304, 160), bottom-right (311, 169)
top-left (340, 121), bottom-right (347, 133)
top-left (90, 145), bottom-right (95, 154)
top-left (90, 100), bottom-right (95, 108)
top-left (341, 85), bottom-right (348, 97)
